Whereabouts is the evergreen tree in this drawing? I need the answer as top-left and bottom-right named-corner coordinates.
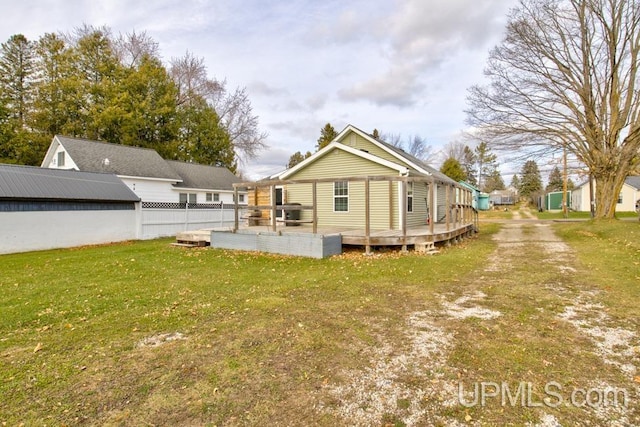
top-left (371, 128), bottom-right (379, 139)
top-left (483, 169), bottom-right (505, 193)
top-left (317, 123), bottom-right (337, 150)
top-left (519, 160), bottom-right (543, 198)
top-left (475, 141), bottom-right (497, 190)
top-left (510, 174), bottom-right (520, 190)
top-left (440, 157), bottom-right (466, 182)
top-left (546, 166), bottom-right (563, 192)
top-left (0, 34), bottom-right (34, 127)
top-left (287, 151), bottom-right (312, 168)
top-left (461, 145), bottom-right (477, 185)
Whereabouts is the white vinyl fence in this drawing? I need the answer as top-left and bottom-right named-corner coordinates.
top-left (140, 202), bottom-right (239, 239)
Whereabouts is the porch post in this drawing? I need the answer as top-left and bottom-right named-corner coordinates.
top-left (233, 186), bottom-right (239, 231)
top-left (401, 178), bottom-right (407, 252)
top-left (270, 185), bottom-right (277, 232)
top-left (365, 177), bottom-right (371, 254)
top-left (312, 181), bottom-right (318, 234)
top-left (445, 183), bottom-right (450, 231)
top-left (429, 178), bottom-right (435, 236)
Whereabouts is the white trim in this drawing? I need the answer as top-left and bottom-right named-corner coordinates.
top-left (333, 180), bottom-right (349, 213)
top-left (170, 187), bottom-right (241, 193)
top-left (334, 125), bottom-right (433, 176)
top-left (279, 141), bottom-right (409, 179)
top-left (117, 174), bottom-right (182, 183)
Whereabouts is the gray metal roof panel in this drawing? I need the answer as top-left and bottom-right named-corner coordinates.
top-left (167, 161), bottom-right (241, 191)
top-left (0, 163), bottom-right (140, 202)
top-left (56, 135), bottom-right (182, 180)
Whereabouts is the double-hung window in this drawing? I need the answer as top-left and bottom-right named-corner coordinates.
top-left (334, 181), bottom-right (349, 212)
top-left (407, 182), bottom-right (414, 212)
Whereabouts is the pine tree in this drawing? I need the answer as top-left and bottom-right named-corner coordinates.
top-left (483, 169), bottom-right (505, 193)
top-left (440, 157), bottom-right (466, 182)
top-left (546, 166), bottom-right (563, 192)
top-left (287, 151), bottom-right (312, 168)
top-left (0, 34), bottom-right (34, 127)
top-left (461, 146), bottom-right (477, 185)
top-left (475, 142), bottom-right (497, 190)
top-left (519, 160), bottom-right (543, 198)
top-left (317, 123), bottom-right (337, 150)
top-left (510, 174), bottom-right (520, 190)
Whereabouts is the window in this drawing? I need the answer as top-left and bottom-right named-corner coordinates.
top-left (179, 193), bottom-right (196, 204)
top-left (57, 152), bottom-right (65, 167)
top-left (618, 193), bottom-right (623, 204)
top-left (213, 193), bottom-right (220, 202)
top-left (407, 182), bottom-right (414, 212)
top-left (239, 194), bottom-right (245, 203)
top-left (334, 181), bottom-right (349, 212)
top-left (206, 193), bottom-right (212, 202)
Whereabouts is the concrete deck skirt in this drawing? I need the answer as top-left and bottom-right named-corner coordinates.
top-left (210, 229), bottom-right (343, 259)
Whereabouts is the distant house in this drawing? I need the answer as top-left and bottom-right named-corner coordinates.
top-left (0, 163), bottom-right (140, 254)
top-left (41, 135), bottom-right (245, 204)
top-left (488, 189), bottom-right (516, 206)
top-left (571, 176), bottom-right (640, 212)
top-left (267, 124), bottom-right (463, 229)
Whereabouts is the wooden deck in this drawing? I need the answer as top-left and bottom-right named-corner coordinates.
top-left (176, 221), bottom-right (476, 250)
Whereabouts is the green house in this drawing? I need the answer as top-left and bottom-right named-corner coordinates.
top-left (272, 125), bottom-right (463, 230)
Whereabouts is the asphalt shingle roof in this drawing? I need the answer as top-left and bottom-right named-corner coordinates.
top-left (0, 163), bottom-right (140, 202)
top-left (55, 136), bottom-right (182, 180)
top-left (167, 161), bottom-right (241, 191)
top-left (626, 175), bottom-right (640, 190)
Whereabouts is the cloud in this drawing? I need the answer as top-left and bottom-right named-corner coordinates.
top-left (338, 64), bottom-right (424, 107)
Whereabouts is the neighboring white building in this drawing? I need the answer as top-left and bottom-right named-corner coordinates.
top-left (41, 135), bottom-right (246, 204)
top-left (571, 176), bottom-right (640, 212)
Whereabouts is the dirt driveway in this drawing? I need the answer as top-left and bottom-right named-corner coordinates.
top-left (317, 210), bottom-right (639, 426)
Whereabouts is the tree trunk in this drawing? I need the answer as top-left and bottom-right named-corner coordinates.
top-left (593, 171), bottom-right (628, 219)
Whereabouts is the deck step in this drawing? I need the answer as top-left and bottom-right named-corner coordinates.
top-left (415, 242), bottom-right (439, 255)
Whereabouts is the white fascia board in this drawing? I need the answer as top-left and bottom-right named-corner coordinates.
top-left (171, 187), bottom-right (245, 193)
top-left (117, 175), bottom-right (183, 183)
top-left (41, 136), bottom-right (61, 167)
top-left (338, 124), bottom-right (431, 176)
top-left (278, 141), bottom-right (343, 179)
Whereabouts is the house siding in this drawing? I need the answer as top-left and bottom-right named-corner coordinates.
top-left (571, 181), bottom-right (639, 212)
top-left (284, 149), bottom-right (399, 230)
top-left (338, 133), bottom-right (423, 175)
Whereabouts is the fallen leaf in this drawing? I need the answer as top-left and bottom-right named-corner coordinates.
top-left (465, 413), bottom-right (472, 422)
top-left (33, 342), bottom-right (43, 353)
top-left (634, 376), bottom-right (640, 384)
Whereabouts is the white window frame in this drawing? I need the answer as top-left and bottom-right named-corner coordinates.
top-left (407, 182), bottom-right (414, 213)
top-left (57, 151), bottom-right (65, 167)
top-left (334, 181), bottom-right (349, 212)
top-left (206, 192), bottom-right (213, 202)
top-left (213, 193), bottom-right (220, 202)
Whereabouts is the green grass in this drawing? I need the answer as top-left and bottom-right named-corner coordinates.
top-left (1, 220), bottom-right (638, 425)
top-left (536, 210), bottom-right (639, 220)
top-left (0, 235), bottom-right (496, 426)
top-left (478, 208), bottom-right (514, 220)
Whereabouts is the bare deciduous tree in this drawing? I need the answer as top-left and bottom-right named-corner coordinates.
top-left (466, 0), bottom-right (640, 218)
top-left (113, 30), bottom-right (160, 68)
top-left (382, 132), bottom-right (436, 163)
top-left (169, 52), bottom-right (267, 161)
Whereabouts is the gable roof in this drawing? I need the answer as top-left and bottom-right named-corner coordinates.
top-left (278, 124), bottom-right (456, 184)
top-left (50, 136), bottom-right (182, 181)
top-left (626, 175), bottom-right (640, 190)
top-left (166, 160), bottom-right (241, 191)
top-left (0, 163), bottom-right (140, 202)
top-left (279, 141), bottom-right (410, 179)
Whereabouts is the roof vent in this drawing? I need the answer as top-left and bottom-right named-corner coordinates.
top-left (102, 158), bottom-right (110, 166)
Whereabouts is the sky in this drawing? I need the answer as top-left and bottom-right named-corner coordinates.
top-left (0, 0), bottom-right (522, 180)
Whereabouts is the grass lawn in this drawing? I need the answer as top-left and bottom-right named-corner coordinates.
top-left (478, 208), bottom-right (514, 220)
top-left (1, 220), bottom-right (638, 425)
top-left (536, 210), bottom-right (639, 220)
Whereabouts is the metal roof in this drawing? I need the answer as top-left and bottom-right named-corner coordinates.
top-left (0, 163), bottom-right (140, 202)
top-left (55, 136), bottom-right (182, 181)
top-left (166, 160), bottom-right (241, 191)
